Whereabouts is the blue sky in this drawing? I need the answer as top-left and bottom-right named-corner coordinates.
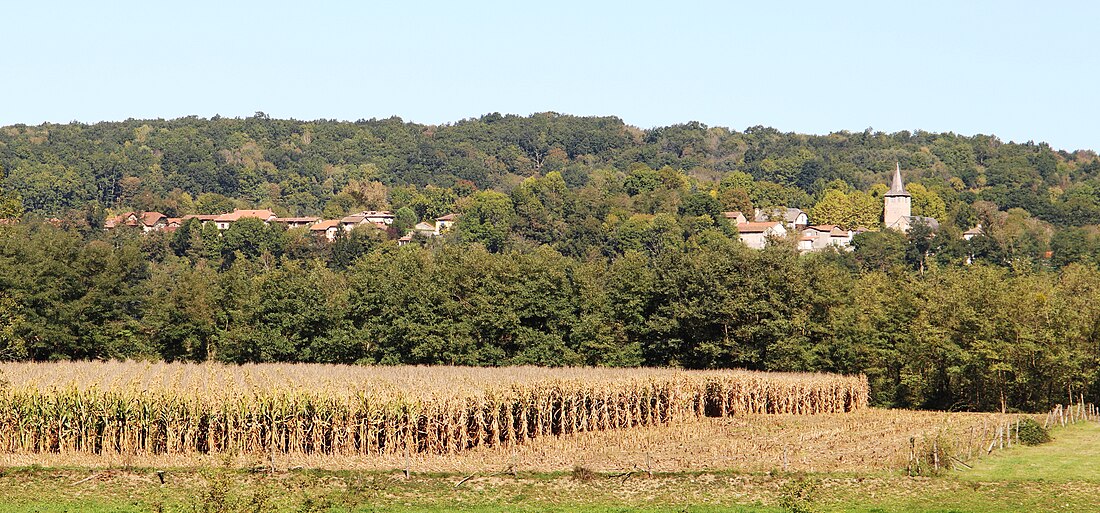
top-left (3, 1), bottom-right (1098, 151)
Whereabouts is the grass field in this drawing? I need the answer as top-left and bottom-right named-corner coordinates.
top-left (960, 420), bottom-right (1100, 483)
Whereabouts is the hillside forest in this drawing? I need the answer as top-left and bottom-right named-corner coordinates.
top-left (2, 112), bottom-right (1100, 412)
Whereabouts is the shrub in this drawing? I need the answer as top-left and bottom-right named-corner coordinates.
top-left (1017, 418), bottom-right (1051, 446)
top-left (777, 476), bottom-right (817, 513)
top-left (570, 465), bottom-right (596, 482)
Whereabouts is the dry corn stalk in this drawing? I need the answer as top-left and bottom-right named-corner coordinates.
top-left (0, 362), bottom-right (868, 457)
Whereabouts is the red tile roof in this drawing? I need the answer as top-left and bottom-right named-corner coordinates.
top-left (140, 211), bottom-right (166, 227)
top-left (182, 214), bottom-right (221, 221)
top-left (106, 211), bottom-right (165, 228)
top-left (309, 220), bottom-right (342, 231)
top-left (215, 209), bottom-right (276, 222)
top-left (737, 221), bottom-right (783, 233)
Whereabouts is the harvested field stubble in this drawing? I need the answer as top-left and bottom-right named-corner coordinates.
top-left (0, 362), bottom-right (866, 459)
top-left (479, 409), bottom-right (1036, 473)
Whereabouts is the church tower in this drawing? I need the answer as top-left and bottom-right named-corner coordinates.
top-left (883, 162), bottom-right (911, 231)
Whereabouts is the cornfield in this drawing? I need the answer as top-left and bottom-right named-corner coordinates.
top-left (0, 362), bottom-right (867, 457)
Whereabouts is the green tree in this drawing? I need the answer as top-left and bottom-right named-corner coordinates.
top-left (852, 230), bottom-right (907, 272)
top-left (623, 164), bottom-right (659, 196)
top-left (811, 189), bottom-right (880, 228)
top-left (330, 226), bottom-right (384, 270)
top-left (905, 220), bottom-right (937, 273)
top-left (457, 191), bottom-right (515, 252)
top-left (0, 292), bottom-right (27, 360)
top-left (143, 260), bottom-right (220, 361)
top-left (194, 193), bottom-right (237, 215)
top-left (718, 187), bottom-right (753, 214)
top-left (679, 192), bottom-right (724, 219)
top-left (0, 167), bottom-right (22, 219)
top-left (170, 218), bottom-right (201, 257)
top-left (907, 183), bottom-right (947, 221)
top-left (393, 206), bottom-right (417, 234)
top-left (221, 218), bottom-right (281, 261)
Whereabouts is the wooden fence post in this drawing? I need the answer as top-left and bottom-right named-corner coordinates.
top-left (933, 439), bottom-right (939, 473)
top-left (908, 437), bottom-right (915, 477)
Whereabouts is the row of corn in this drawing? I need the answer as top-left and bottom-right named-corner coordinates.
top-left (0, 371), bottom-right (867, 456)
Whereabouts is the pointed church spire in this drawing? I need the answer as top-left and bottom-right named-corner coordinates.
top-left (885, 162), bottom-right (910, 197)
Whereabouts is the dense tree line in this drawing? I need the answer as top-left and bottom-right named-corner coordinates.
top-left (2, 113), bottom-right (1100, 412)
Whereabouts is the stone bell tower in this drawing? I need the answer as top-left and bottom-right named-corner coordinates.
top-left (884, 162), bottom-right (912, 231)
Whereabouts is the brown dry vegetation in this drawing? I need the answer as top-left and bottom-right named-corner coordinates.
top-left (467, 409), bottom-right (1033, 474)
top-left (0, 409), bottom-right (1031, 475)
top-left (0, 362), bottom-right (867, 463)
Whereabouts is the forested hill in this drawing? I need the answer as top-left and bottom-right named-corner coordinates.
top-left (1, 113), bottom-right (1098, 231)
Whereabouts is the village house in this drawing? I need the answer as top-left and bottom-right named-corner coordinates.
top-left (105, 211), bottom-right (168, 233)
top-left (797, 233), bottom-right (816, 252)
top-left (963, 225), bottom-right (983, 240)
top-left (309, 219), bottom-right (343, 241)
top-left (754, 207), bottom-right (808, 231)
top-left (340, 210), bottom-right (395, 232)
top-left (799, 225), bottom-right (829, 243)
top-left (722, 211), bottom-right (747, 225)
top-left (365, 211), bottom-right (396, 225)
top-left (737, 221), bottom-right (787, 249)
top-left (213, 209), bottom-right (277, 230)
top-left (273, 217), bottom-right (321, 229)
top-left (824, 225), bottom-right (853, 249)
top-left (180, 214), bottom-right (220, 226)
top-left (338, 214), bottom-right (364, 232)
top-left (801, 225), bottom-right (853, 251)
top-left (99, 206), bottom-right (461, 247)
top-left (413, 221), bottom-right (437, 236)
top-left (398, 214), bottom-right (461, 244)
top-left (435, 213), bottom-right (458, 233)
